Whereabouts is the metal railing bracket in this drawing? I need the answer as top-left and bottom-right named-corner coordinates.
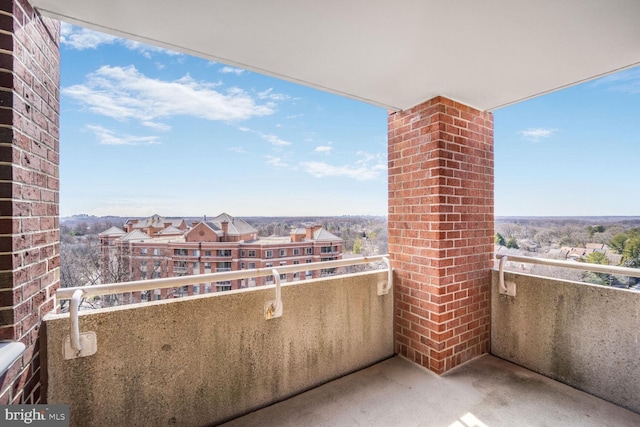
top-left (63, 332), bottom-right (97, 360)
top-left (63, 289), bottom-right (97, 359)
top-left (265, 268), bottom-right (283, 320)
top-left (498, 256), bottom-right (517, 297)
top-left (377, 257), bottom-right (393, 295)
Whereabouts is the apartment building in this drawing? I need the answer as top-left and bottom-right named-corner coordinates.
top-left (98, 213), bottom-right (343, 297)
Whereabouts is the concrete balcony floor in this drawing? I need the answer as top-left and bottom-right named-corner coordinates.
top-left (222, 355), bottom-right (640, 427)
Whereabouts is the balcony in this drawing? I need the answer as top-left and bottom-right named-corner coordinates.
top-left (41, 257), bottom-right (639, 426)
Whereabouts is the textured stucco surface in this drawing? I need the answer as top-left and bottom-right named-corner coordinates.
top-left (491, 270), bottom-right (640, 414)
top-left (223, 355), bottom-right (640, 426)
top-left (42, 271), bottom-right (393, 426)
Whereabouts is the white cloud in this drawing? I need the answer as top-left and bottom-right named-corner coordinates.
top-left (302, 151), bottom-right (386, 180)
top-left (219, 66), bottom-right (246, 75)
top-left (258, 88), bottom-right (290, 101)
top-left (315, 145), bottom-right (332, 154)
top-left (265, 156), bottom-right (292, 168)
top-left (228, 146), bottom-right (248, 154)
top-left (63, 65), bottom-right (276, 124)
top-left (286, 114), bottom-right (304, 120)
top-left (122, 39), bottom-right (181, 56)
top-left (142, 121), bottom-right (171, 132)
top-left (86, 124), bottom-right (161, 145)
top-left (518, 128), bottom-right (558, 142)
top-left (60, 22), bottom-right (117, 49)
top-left (61, 22), bottom-right (180, 56)
top-left (262, 134), bottom-right (292, 146)
top-left (237, 127), bottom-right (292, 146)
top-left (591, 67), bottom-right (640, 93)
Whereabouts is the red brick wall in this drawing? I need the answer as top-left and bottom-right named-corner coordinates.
top-left (388, 96), bottom-right (493, 374)
top-left (0, 0), bottom-right (60, 403)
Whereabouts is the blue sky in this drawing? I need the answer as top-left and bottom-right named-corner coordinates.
top-left (60, 23), bottom-right (640, 218)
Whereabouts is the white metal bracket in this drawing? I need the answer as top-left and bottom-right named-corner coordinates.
top-left (64, 289), bottom-right (97, 359)
top-left (377, 257), bottom-right (393, 295)
top-left (63, 332), bottom-right (97, 360)
top-left (265, 268), bottom-right (283, 319)
top-left (498, 256), bottom-right (516, 297)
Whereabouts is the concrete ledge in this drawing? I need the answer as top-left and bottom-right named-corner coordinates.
top-left (43, 271), bottom-right (393, 426)
top-left (491, 270), bottom-right (640, 414)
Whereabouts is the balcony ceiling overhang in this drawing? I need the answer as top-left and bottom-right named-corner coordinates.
top-left (32, 0), bottom-right (640, 111)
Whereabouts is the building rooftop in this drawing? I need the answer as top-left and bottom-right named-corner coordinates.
top-left (210, 212), bottom-right (258, 236)
top-left (313, 228), bottom-right (341, 242)
top-left (97, 226), bottom-right (126, 237)
top-left (119, 230), bottom-right (152, 242)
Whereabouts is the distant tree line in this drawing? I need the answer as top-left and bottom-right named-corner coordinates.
top-left (608, 228), bottom-right (640, 268)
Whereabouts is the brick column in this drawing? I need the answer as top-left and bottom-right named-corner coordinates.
top-left (388, 96), bottom-right (493, 374)
top-left (0, 0), bottom-right (60, 403)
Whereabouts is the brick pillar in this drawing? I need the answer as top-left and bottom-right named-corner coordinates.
top-left (388, 96), bottom-right (493, 374)
top-left (0, 0), bottom-right (60, 403)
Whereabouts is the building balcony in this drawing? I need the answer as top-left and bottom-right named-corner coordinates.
top-left (42, 257), bottom-right (639, 426)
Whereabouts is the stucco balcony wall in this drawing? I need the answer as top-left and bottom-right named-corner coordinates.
top-left (491, 270), bottom-right (640, 414)
top-left (42, 270), bottom-right (393, 426)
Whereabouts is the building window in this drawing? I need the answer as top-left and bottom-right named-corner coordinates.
top-left (140, 248), bottom-right (147, 255)
top-left (193, 250), bottom-right (200, 257)
top-left (306, 259), bottom-right (312, 263)
top-left (153, 248), bottom-right (160, 256)
top-left (306, 248), bottom-right (313, 255)
top-left (248, 250), bottom-right (256, 257)
top-left (241, 262), bottom-right (245, 269)
top-left (248, 262), bottom-right (256, 269)
top-left (153, 271), bottom-right (161, 279)
top-left (280, 261), bottom-right (287, 266)
top-left (265, 250), bottom-right (273, 258)
top-left (280, 273), bottom-right (286, 280)
top-left (279, 249), bottom-right (286, 257)
top-left (174, 261), bottom-right (187, 274)
top-left (241, 250), bottom-right (246, 257)
top-left (174, 248), bottom-right (188, 256)
top-left (204, 250), bottom-right (211, 256)
top-left (217, 249), bottom-right (232, 257)
top-left (217, 262), bottom-right (232, 271)
top-left (293, 248), bottom-right (300, 256)
top-left (293, 260), bottom-right (300, 265)
top-left (265, 263), bottom-right (273, 268)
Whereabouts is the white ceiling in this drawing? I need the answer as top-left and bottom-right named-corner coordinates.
top-left (32, 0), bottom-right (640, 111)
